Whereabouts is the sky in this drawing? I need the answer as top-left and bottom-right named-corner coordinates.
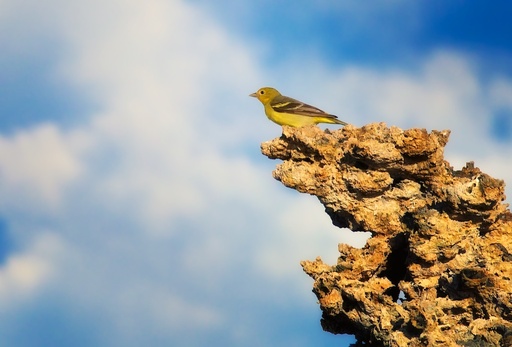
top-left (0, 1), bottom-right (511, 346)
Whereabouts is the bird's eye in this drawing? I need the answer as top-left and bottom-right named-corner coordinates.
top-left (259, 90), bottom-right (265, 95)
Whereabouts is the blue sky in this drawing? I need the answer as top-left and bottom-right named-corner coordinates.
top-left (0, 1), bottom-right (511, 346)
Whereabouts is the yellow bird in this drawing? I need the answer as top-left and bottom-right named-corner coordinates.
top-left (250, 87), bottom-right (347, 127)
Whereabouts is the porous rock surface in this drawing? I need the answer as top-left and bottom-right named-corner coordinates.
top-left (261, 123), bottom-right (512, 346)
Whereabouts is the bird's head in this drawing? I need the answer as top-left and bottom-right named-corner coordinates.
top-left (250, 87), bottom-right (281, 104)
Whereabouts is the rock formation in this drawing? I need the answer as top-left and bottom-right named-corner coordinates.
top-left (261, 123), bottom-right (512, 346)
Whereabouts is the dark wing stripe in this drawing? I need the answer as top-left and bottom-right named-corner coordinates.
top-left (272, 101), bottom-right (303, 112)
top-left (271, 95), bottom-right (338, 119)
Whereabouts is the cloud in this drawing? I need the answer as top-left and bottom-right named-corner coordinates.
top-left (0, 232), bottom-right (62, 306)
top-left (0, 1), bottom-right (328, 345)
top-left (0, 124), bottom-right (85, 211)
top-left (490, 78), bottom-right (512, 109)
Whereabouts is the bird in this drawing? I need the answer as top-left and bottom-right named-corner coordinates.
top-left (250, 87), bottom-right (347, 127)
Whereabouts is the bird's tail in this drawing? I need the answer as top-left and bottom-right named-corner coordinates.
top-left (329, 116), bottom-right (348, 126)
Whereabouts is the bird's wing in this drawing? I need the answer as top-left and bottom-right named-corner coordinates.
top-left (270, 95), bottom-right (338, 118)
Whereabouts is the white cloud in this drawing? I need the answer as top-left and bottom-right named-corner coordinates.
top-left (489, 78), bottom-right (512, 109)
top-left (0, 232), bottom-right (62, 306)
top-left (0, 1), bottom-right (288, 344)
top-left (114, 284), bottom-right (224, 333)
top-left (0, 124), bottom-right (84, 211)
top-left (256, 196), bottom-right (367, 278)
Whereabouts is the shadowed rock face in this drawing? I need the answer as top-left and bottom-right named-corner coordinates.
top-left (261, 123), bottom-right (512, 347)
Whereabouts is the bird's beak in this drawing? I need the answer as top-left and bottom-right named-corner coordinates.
top-left (249, 92), bottom-right (258, 97)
